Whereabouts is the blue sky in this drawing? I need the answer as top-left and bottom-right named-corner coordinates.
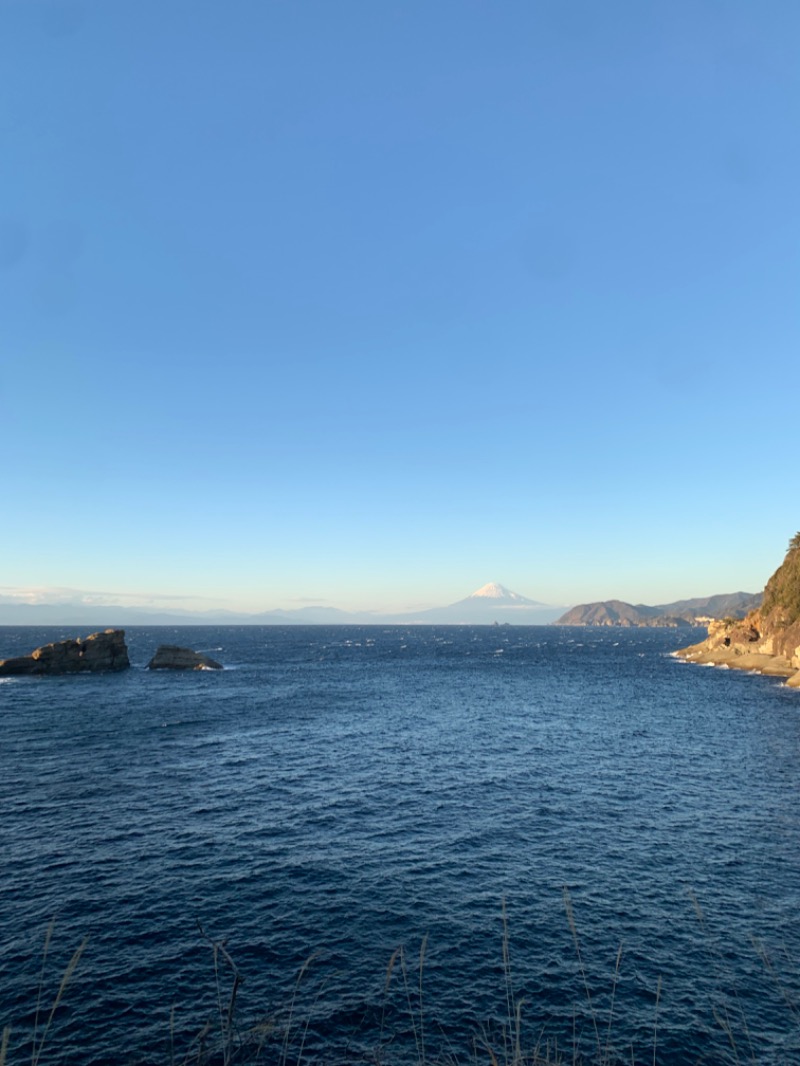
top-left (1, 0), bottom-right (798, 613)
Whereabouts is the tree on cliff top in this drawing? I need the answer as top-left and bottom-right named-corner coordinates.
top-left (761, 532), bottom-right (800, 622)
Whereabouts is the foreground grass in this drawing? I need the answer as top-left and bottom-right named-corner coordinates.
top-left (2, 894), bottom-right (798, 1066)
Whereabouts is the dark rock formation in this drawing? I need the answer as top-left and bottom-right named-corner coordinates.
top-left (0, 629), bottom-right (130, 676)
top-left (146, 645), bottom-right (222, 671)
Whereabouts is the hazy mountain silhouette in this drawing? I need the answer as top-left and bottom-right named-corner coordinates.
top-left (0, 582), bottom-right (563, 625)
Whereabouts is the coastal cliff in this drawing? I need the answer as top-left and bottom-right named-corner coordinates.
top-left (676, 534), bottom-right (800, 687)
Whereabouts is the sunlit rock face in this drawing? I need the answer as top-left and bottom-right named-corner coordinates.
top-left (0, 629), bottom-right (130, 675)
top-left (677, 535), bottom-right (800, 687)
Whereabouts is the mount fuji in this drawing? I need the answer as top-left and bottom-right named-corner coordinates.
top-left (462, 582), bottom-right (547, 605)
top-left (396, 582), bottom-right (563, 624)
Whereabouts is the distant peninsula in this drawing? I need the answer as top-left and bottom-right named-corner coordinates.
top-left (676, 534), bottom-right (800, 687)
top-left (555, 591), bottom-right (761, 628)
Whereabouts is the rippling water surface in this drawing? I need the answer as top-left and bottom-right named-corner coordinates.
top-left (1, 625), bottom-right (799, 1064)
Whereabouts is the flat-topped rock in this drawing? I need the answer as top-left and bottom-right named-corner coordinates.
top-left (0, 629), bottom-right (130, 676)
top-left (146, 645), bottom-right (223, 671)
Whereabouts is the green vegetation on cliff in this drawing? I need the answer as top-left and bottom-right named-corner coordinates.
top-left (761, 532), bottom-right (800, 623)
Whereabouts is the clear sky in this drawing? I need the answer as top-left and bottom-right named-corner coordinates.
top-left (1, 0), bottom-right (798, 614)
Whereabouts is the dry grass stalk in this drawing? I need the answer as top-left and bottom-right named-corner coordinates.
top-left (563, 887), bottom-right (602, 1063)
top-left (196, 921), bottom-right (244, 1066)
top-left (31, 927), bottom-right (87, 1066)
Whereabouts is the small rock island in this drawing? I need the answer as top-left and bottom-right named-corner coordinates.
top-left (146, 645), bottom-right (223, 671)
top-left (676, 533), bottom-right (800, 688)
top-left (0, 629), bottom-right (130, 676)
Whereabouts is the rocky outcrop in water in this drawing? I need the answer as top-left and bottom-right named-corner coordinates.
top-left (0, 629), bottom-right (130, 676)
top-left (676, 535), bottom-right (800, 687)
top-left (146, 645), bottom-right (223, 671)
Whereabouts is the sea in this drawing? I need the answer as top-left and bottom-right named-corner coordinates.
top-left (1, 625), bottom-right (799, 1065)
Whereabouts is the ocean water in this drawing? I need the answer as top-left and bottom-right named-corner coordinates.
top-left (1, 625), bottom-right (799, 1065)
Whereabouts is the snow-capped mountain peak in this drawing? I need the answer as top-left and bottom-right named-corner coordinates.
top-left (470, 582), bottom-right (519, 600)
top-left (436, 581), bottom-right (550, 617)
top-left (467, 582), bottom-right (545, 605)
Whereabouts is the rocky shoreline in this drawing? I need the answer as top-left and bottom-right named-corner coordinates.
top-left (675, 614), bottom-right (800, 687)
top-left (675, 534), bottom-right (800, 688)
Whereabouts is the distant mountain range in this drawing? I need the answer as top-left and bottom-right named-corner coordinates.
top-left (0, 582), bottom-right (564, 626)
top-left (555, 591), bottom-right (762, 628)
top-left (0, 585), bottom-right (763, 629)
